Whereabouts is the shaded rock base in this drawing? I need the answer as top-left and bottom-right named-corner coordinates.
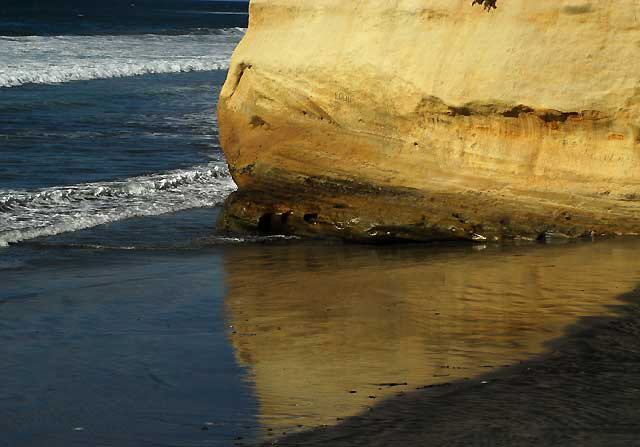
top-left (219, 174), bottom-right (640, 243)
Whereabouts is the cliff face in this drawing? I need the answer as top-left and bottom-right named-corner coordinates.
top-left (218, 0), bottom-right (640, 241)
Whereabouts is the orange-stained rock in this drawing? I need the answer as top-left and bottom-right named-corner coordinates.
top-left (217, 0), bottom-right (640, 242)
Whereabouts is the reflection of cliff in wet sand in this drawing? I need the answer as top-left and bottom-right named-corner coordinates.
top-left (218, 0), bottom-right (640, 241)
top-left (222, 239), bottom-right (640, 437)
top-left (269, 287), bottom-right (640, 446)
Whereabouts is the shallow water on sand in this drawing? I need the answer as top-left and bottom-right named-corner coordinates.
top-left (2, 213), bottom-right (640, 446)
top-left (222, 238), bottom-right (640, 438)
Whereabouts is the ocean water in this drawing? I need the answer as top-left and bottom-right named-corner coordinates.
top-left (0, 71), bottom-right (238, 246)
top-left (0, 5), bottom-right (244, 247)
top-left (3, 2), bottom-right (640, 446)
top-left (0, 3), bottom-right (257, 445)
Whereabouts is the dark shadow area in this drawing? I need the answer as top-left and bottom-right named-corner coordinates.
top-left (260, 286), bottom-right (640, 446)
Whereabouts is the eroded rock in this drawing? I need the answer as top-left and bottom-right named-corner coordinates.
top-left (217, 0), bottom-right (640, 242)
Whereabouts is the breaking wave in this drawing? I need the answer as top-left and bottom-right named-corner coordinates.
top-left (1, 60), bottom-right (232, 88)
top-left (0, 162), bottom-right (237, 246)
top-left (0, 29), bottom-right (245, 88)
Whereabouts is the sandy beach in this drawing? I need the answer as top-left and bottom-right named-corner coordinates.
top-left (3, 210), bottom-right (640, 446)
top-left (262, 284), bottom-right (640, 446)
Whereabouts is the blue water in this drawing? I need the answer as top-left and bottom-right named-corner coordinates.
top-left (0, 7), bottom-right (243, 246)
top-left (1, 71), bottom-right (227, 190)
top-left (0, 4), bottom-right (264, 446)
top-left (0, 0), bottom-right (249, 36)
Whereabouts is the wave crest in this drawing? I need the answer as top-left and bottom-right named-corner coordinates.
top-left (0, 162), bottom-right (237, 246)
top-left (0, 29), bottom-right (245, 88)
top-left (0, 60), bottom-right (231, 88)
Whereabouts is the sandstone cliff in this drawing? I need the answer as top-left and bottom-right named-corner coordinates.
top-left (218, 0), bottom-right (640, 241)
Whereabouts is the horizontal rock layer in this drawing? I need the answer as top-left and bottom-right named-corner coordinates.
top-left (217, 0), bottom-right (640, 241)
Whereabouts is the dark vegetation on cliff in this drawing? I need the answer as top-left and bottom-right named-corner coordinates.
top-left (472, 0), bottom-right (498, 10)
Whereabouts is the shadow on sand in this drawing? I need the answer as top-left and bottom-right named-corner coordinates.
top-left (257, 282), bottom-right (640, 446)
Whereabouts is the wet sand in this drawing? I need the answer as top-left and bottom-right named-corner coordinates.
top-left (3, 219), bottom-right (640, 446)
top-left (260, 286), bottom-right (640, 446)
top-left (222, 238), bottom-right (640, 441)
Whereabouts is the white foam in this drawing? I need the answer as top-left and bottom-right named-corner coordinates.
top-left (0, 29), bottom-right (245, 88)
top-left (0, 162), bottom-right (237, 246)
